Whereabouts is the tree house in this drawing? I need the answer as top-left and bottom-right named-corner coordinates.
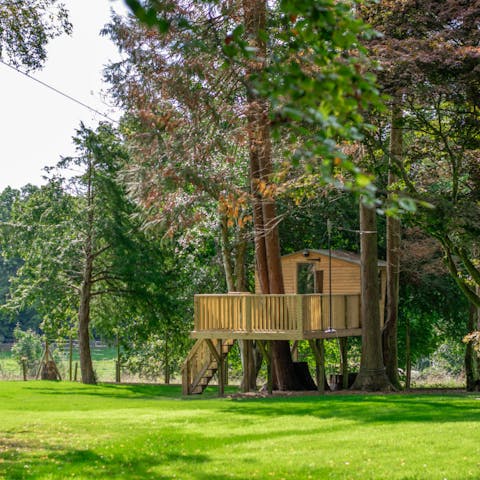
top-left (182, 249), bottom-right (387, 395)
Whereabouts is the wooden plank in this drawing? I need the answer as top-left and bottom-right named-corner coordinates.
top-left (303, 328), bottom-right (363, 339)
top-left (191, 331), bottom-right (305, 340)
top-left (245, 295), bottom-right (252, 332)
top-left (296, 295), bottom-right (304, 335)
top-left (205, 338), bottom-right (221, 363)
top-left (193, 294), bottom-right (368, 338)
top-left (217, 339), bottom-right (224, 397)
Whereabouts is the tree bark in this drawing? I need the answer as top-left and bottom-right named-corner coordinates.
top-left (352, 200), bottom-right (393, 391)
top-left (383, 95), bottom-right (403, 390)
top-left (78, 250), bottom-right (96, 384)
top-left (465, 302), bottom-right (479, 391)
top-left (243, 0), bottom-right (305, 390)
top-left (234, 227), bottom-right (248, 292)
top-left (219, 214), bottom-right (235, 292)
top-left (405, 317), bottom-right (411, 389)
top-left (78, 158), bottom-right (96, 385)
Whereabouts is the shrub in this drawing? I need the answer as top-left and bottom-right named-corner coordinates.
top-left (11, 325), bottom-right (42, 376)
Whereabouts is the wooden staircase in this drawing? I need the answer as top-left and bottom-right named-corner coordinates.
top-left (181, 338), bottom-right (235, 395)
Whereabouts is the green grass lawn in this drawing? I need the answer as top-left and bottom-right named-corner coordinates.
top-left (1, 382), bottom-right (480, 479)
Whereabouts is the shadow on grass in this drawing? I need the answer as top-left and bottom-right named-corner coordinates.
top-left (2, 387), bottom-right (480, 479)
top-left (220, 393), bottom-right (480, 425)
top-left (11, 382), bottom-right (480, 426)
top-left (0, 445), bottom-right (211, 480)
top-left (19, 382), bottom-right (238, 404)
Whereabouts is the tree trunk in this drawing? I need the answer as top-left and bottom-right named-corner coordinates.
top-left (465, 303), bottom-right (479, 391)
top-left (219, 214), bottom-right (235, 292)
top-left (383, 95), bottom-right (403, 390)
top-left (234, 228), bottom-right (248, 292)
top-left (164, 340), bottom-right (170, 385)
top-left (477, 287), bottom-right (480, 387)
top-left (243, 0), bottom-right (305, 391)
top-left (405, 317), bottom-right (411, 389)
top-left (78, 251), bottom-right (95, 384)
top-left (78, 158), bottom-right (96, 385)
top-left (352, 200), bottom-right (393, 391)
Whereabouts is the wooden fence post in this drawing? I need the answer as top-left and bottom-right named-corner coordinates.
top-left (69, 336), bottom-right (73, 381)
top-left (22, 359), bottom-right (27, 381)
top-left (296, 296), bottom-right (304, 336)
top-left (339, 337), bottom-right (349, 389)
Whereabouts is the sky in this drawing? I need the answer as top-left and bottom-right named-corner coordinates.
top-left (0, 0), bottom-right (129, 191)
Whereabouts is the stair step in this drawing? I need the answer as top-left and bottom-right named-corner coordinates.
top-left (183, 338), bottom-right (236, 395)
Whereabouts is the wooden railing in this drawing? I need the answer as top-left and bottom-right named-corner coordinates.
top-left (192, 293), bottom-right (375, 340)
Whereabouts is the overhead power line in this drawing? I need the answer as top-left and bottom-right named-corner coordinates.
top-left (0, 59), bottom-right (120, 125)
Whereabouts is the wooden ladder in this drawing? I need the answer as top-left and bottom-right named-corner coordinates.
top-left (181, 338), bottom-right (235, 395)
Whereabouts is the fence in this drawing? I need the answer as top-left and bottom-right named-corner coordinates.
top-left (0, 340), bottom-right (164, 383)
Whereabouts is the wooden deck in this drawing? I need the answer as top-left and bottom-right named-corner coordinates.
top-left (192, 293), bottom-right (384, 340)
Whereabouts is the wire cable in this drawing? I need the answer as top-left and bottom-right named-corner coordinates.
top-left (0, 59), bottom-right (120, 125)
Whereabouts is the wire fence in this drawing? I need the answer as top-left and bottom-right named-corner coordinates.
top-left (0, 341), bottom-right (166, 383)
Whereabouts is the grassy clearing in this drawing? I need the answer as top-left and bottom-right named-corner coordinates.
top-left (1, 382), bottom-right (480, 479)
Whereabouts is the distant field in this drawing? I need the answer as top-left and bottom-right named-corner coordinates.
top-left (1, 382), bottom-right (480, 479)
top-left (0, 345), bottom-right (120, 382)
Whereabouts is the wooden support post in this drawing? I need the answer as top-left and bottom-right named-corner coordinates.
top-left (291, 340), bottom-right (299, 361)
top-left (242, 339), bottom-right (252, 393)
top-left (296, 296), bottom-right (304, 336)
top-left (244, 295), bottom-right (252, 333)
top-left (224, 356), bottom-right (228, 386)
top-left (339, 337), bottom-right (349, 390)
top-left (205, 339), bottom-right (223, 397)
top-left (182, 359), bottom-right (191, 395)
top-left (69, 336), bottom-right (73, 381)
top-left (22, 359), bottom-right (27, 381)
top-left (218, 340), bottom-right (224, 396)
top-left (318, 339), bottom-right (325, 393)
top-left (115, 361), bottom-right (121, 383)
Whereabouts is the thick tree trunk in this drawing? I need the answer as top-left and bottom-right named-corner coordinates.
top-left (405, 318), bottom-right (411, 389)
top-left (383, 96), bottom-right (403, 390)
top-left (164, 340), bottom-right (170, 384)
top-left (352, 200), bottom-right (393, 391)
top-left (220, 214), bottom-right (235, 292)
top-left (78, 158), bottom-right (96, 385)
top-left (78, 252), bottom-right (96, 384)
top-left (234, 228), bottom-right (248, 292)
top-left (465, 303), bottom-right (479, 391)
top-left (243, 0), bottom-right (306, 390)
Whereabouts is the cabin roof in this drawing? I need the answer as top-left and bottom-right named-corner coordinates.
top-left (282, 249), bottom-right (387, 267)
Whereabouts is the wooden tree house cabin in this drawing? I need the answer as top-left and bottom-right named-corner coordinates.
top-left (182, 249), bottom-right (387, 395)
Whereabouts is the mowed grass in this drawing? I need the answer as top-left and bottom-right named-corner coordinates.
top-left (1, 382), bottom-right (480, 479)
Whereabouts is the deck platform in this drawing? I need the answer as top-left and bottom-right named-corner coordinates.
top-left (192, 293), bottom-right (383, 340)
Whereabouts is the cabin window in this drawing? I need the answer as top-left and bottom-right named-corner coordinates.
top-left (297, 263), bottom-right (316, 294)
